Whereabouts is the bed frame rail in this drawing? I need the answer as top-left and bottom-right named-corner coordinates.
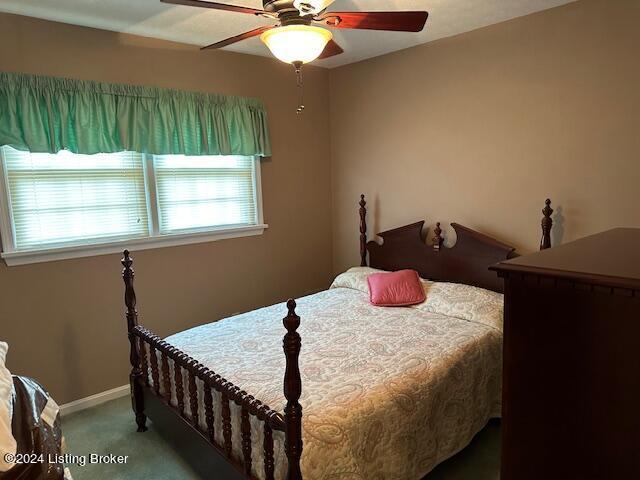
top-left (122, 251), bottom-right (302, 480)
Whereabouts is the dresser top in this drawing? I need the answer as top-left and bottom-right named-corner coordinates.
top-left (492, 228), bottom-right (640, 290)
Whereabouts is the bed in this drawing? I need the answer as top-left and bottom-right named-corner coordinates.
top-left (120, 196), bottom-right (554, 480)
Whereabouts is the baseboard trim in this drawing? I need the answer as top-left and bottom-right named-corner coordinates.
top-left (60, 384), bottom-right (130, 417)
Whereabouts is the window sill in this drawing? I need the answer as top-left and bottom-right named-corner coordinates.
top-left (1, 224), bottom-right (268, 266)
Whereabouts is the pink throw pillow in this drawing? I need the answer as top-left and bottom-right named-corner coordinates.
top-left (367, 269), bottom-right (426, 307)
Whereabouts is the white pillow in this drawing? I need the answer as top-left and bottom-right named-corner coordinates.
top-left (331, 266), bottom-right (434, 294)
top-left (416, 282), bottom-right (504, 331)
top-left (0, 341), bottom-right (16, 472)
top-left (330, 266), bottom-right (385, 293)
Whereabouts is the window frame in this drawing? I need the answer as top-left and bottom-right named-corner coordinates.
top-left (0, 150), bottom-right (267, 266)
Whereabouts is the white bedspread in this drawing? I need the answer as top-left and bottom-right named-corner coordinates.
top-left (163, 279), bottom-right (502, 480)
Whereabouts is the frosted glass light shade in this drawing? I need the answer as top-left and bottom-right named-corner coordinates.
top-left (293, 0), bottom-right (334, 15)
top-left (260, 25), bottom-right (332, 65)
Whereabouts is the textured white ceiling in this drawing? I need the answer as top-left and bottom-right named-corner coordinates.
top-left (0, 0), bottom-right (577, 68)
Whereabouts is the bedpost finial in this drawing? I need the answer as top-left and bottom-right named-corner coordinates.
top-left (540, 198), bottom-right (553, 250)
top-left (284, 299), bottom-right (300, 332)
top-left (432, 222), bottom-right (444, 252)
top-left (122, 249), bottom-right (133, 270)
top-left (286, 298), bottom-right (297, 316)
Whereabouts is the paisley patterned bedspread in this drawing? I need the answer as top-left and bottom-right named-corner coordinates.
top-left (164, 272), bottom-right (502, 480)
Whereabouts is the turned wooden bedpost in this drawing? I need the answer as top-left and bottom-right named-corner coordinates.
top-left (540, 199), bottom-right (553, 250)
top-left (359, 194), bottom-right (367, 266)
top-left (283, 299), bottom-right (303, 480)
top-left (122, 250), bottom-right (147, 432)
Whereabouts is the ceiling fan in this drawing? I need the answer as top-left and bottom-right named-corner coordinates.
top-left (161, 0), bottom-right (429, 111)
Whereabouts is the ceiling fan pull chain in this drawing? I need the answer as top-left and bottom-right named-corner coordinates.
top-left (293, 62), bottom-right (305, 114)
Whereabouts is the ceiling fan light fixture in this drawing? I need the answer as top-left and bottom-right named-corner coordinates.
top-left (293, 0), bottom-right (334, 16)
top-left (260, 25), bottom-right (332, 65)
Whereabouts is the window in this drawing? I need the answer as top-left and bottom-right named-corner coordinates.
top-left (153, 155), bottom-right (258, 235)
top-left (0, 147), bottom-right (266, 265)
top-left (1, 149), bottom-right (149, 250)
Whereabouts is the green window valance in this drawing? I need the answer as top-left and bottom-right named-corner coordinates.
top-left (0, 71), bottom-right (271, 157)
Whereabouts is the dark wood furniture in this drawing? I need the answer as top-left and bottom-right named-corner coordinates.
top-left (121, 196), bottom-right (553, 480)
top-left (492, 228), bottom-right (640, 480)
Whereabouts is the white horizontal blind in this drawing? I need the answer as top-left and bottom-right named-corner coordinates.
top-left (1, 146), bottom-right (149, 250)
top-left (153, 154), bottom-right (257, 234)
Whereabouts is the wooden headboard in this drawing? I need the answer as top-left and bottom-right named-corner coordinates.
top-left (358, 195), bottom-right (553, 293)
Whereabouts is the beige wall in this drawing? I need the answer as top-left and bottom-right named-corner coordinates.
top-left (330, 0), bottom-right (640, 273)
top-left (0, 13), bottom-right (333, 403)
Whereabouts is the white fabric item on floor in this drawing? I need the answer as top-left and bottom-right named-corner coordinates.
top-left (0, 341), bottom-right (16, 472)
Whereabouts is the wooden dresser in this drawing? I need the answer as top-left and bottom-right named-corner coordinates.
top-left (492, 228), bottom-right (640, 479)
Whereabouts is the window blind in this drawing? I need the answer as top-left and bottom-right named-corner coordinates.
top-left (1, 146), bottom-right (149, 250)
top-left (153, 155), bottom-right (257, 234)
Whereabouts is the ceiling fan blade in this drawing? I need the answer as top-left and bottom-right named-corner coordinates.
top-left (201, 25), bottom-right (276, 49)
top-left (318, 39), bottom-right (344, 59)
top-left (316, 11), bottom-right (428, 32)
top-left (161, 0), bottom-right (266, 16)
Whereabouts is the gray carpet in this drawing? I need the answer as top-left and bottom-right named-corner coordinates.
top-left (62, 396), bottom-right (501, 479)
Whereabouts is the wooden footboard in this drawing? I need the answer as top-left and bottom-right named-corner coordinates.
top-left (121, 251), bottom-right (303, 480)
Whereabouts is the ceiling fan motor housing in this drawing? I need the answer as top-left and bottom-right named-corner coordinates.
top-left (261, 0), bottom-right (313, 25)
top-left (263, 0), bottom-right (299, 14)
